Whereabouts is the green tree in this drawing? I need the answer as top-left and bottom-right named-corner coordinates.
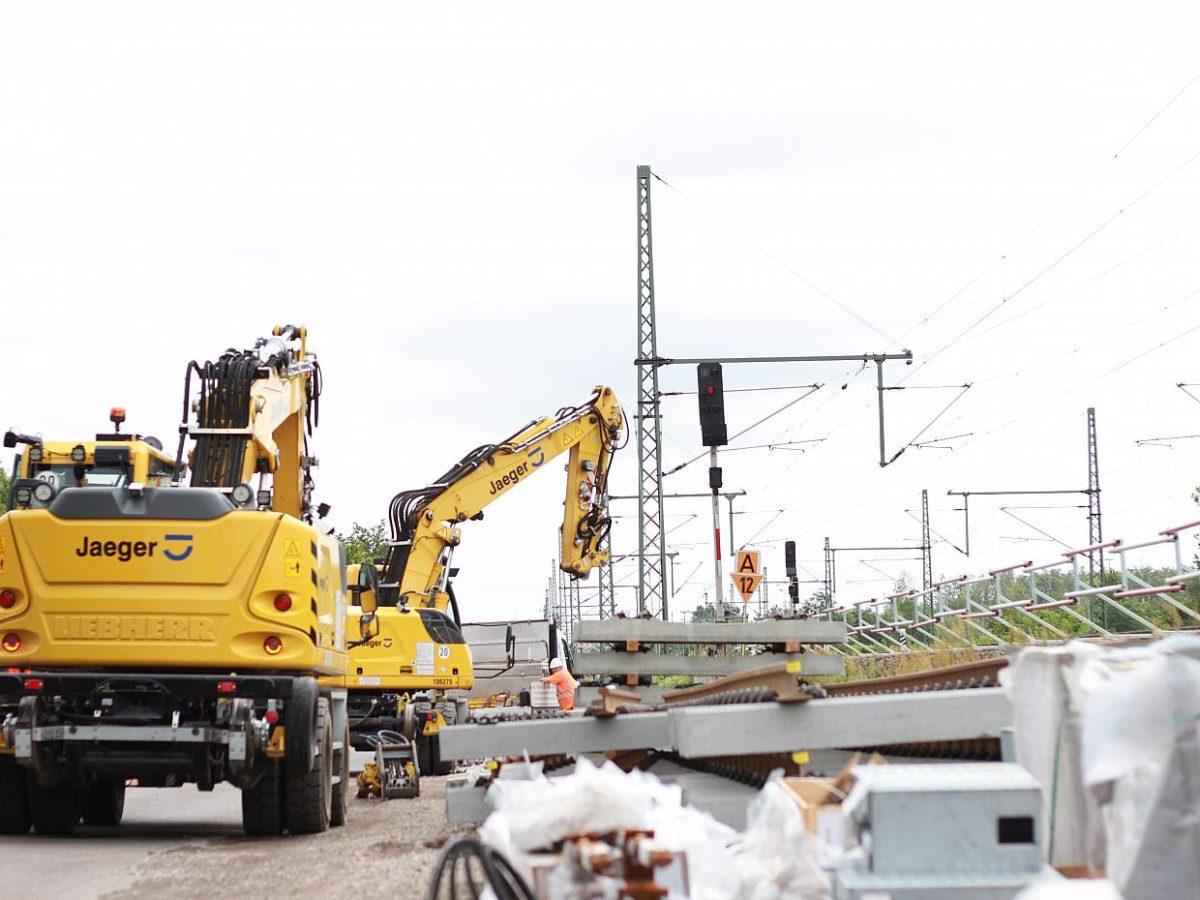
top-left (339, 519), bottom-right (389, 565)
top-left (0, 466), bottom-right (10, 515)
top-left (800, 591), bottom-right (832, 616)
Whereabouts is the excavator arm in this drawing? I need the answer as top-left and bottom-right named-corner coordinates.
top-left (379, 386), bottom-right (623, 613)
top-left (177, 325), bottom-right (324, 521)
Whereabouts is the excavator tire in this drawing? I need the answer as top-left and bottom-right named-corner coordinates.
top-left (0, 759), bottom-right (31, 834)
top-left (284, 696), bottom-right (332, 834)
top-left (241, 760), bottom-right (284, 836)
top-left (330, 717), bottom-right (350, 828)
top-left (285, 677), bottom-right (319, 776)
top-left (80, 777), bottom-right (125, 826)
top-left (416, 733), bottom-right (433, 779)
top-left (433, 701), bottom-right (457, 775)
top-left (28, 779), bottom-right (79, 836)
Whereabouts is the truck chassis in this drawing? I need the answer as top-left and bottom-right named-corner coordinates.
top-left (0, 671), bottom-right (349, 836)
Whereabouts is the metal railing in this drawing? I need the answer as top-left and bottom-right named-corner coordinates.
top-left (820, 519), bottom-right (1200, 657)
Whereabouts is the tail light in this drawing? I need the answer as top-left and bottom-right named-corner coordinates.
top-left (273, 593), bottom-right (292, 612)
top-left (0, 590), bottom-right (15, 609)
top-left (262, 636), bottom-right (283, 656)
top-left (265, 709), bottom-right (279, 724)
top-left (24, 677), bottom-right (43, 691)
top-left (1, 633), bottom-right (21, 652)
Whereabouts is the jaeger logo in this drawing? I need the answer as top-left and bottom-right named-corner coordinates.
top-left (76, 537), bottom-right (158, 561)
top-left (162, 534), bottom-right (194, 562)
top-left (73, 533), bottom-right (194, 562)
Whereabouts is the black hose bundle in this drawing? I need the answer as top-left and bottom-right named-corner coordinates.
top-left (186, 349), bottom-right (261, 489)
top-left (379, 419), bottom-right (543, 604)
top-left (379, 390), bottom-right (617, 604)
top-left (174, 334), bottom-right (321, 499)
top-left (424, 836), bottom-right (534, 900)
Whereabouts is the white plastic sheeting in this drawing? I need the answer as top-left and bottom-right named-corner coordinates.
top-left (733, 775), bottom-right (829, 900)
top-left (1004, 643), bottom-right (1106, 868)
top-left (1015, 879), bottom-right (1123, 900)
top-left (478, 758), bottom-right (828, 900)
top-left (1008, 634), bottom-right (1200, 899)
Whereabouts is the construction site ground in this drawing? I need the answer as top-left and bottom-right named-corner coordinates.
top-left (2, 756), bottom-right (470, 900)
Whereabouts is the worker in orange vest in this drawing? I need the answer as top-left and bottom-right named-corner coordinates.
top-left (541, 657), bottom-right (578, 711)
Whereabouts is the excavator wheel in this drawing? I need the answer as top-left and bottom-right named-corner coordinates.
top-left (330, 717), bottom-right (350, 827)
top-left (402, 701), bottom-right (418, 743)
top-left (433, 701), bottom-right (457, 775)
top-left (284, 696), bottom-right (332, 834)
top-left (0, 759), bottom-right (31, 835)
top-left (416, 734), bottom-right (432, 779)
top-left (241, 760), bottom-right (284, 836)
top-left (80, 777), bottom-right (125, 826)
top-left (285, 678), bottom-right (319, 776)
top-left (28, 778), bottom-right (79, 836)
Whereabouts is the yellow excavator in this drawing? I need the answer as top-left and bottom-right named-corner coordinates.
top-left (3, 410), bottom-right (177, 506)
top-left (333, 386), bottom-right (623, 774)
top-left (0, 326), bottom-right (350, 836)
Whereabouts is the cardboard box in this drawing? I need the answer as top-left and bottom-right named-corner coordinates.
top-left (780, 752), bottom-right (887, 857)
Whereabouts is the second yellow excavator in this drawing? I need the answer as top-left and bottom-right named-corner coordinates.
top-left (332, 386), bottom-right (623, 773)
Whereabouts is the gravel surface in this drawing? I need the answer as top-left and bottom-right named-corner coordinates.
top-left (104, 777), bottom-right (473, 900)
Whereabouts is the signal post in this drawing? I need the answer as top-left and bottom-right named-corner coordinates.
top-left (697, 363), bottom-right (729, 619)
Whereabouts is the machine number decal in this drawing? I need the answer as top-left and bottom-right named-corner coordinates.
top-left (438, 645), bottom-right (450, 659)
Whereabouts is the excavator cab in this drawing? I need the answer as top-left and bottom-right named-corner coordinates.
top-left (4, 416), bottom-right (178, 511)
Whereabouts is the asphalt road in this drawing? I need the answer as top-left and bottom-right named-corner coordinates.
top-left (3, 756), bottom-right (470, 900)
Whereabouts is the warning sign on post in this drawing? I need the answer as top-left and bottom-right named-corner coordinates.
top-left (731, 572), bottom-right (763, 602)
top-left (735, 550), bottom-right (760, 576)
top-left (732, 550), bottom-right (763, 601)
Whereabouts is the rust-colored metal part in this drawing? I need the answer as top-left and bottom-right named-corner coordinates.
top-left (662, 661), bottom-right (816, 706)
top-left (607, 748), bottom-right (651, 772)
top-left (560, 830), bottom-right (673, 900)
top-left (590, 686), bottom-right (645, 718)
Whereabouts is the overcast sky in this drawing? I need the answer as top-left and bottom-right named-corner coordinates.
top-left (3, 3), bottom-right (1200, 623)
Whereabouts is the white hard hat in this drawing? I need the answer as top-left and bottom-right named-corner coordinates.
top-left (549, 657), bottom-right (563, 670)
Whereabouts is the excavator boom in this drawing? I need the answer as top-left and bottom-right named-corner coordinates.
top-left (334, 386), bottom-right (623, 772)
top-left (380, 386), bottom-right (623, 611)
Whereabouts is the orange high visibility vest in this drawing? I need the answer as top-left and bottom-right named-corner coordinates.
top-left (542, 668), bottom-right (578, 710)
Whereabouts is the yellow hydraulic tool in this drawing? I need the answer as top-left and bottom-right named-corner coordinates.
top-left (334, 386), bottom-right (624, 774)
top-left (0, 327), bottom-right (350, 838)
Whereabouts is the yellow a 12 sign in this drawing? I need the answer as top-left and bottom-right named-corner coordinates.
top-left (732, 550), bottom-right (762, 602)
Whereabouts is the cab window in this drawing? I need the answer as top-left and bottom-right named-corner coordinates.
top-left (33, 463), bottom-right (127, 488)
top-left (146, 456), bottom-right (175, 487)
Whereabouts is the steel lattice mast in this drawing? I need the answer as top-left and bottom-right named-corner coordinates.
top-left (1087, 407), bottom-right (1103, 583)
top-left (635, 165), bottom-right (669, 619)
top-left (596, 482), bottom-right (615, 618)
top-left (921, 488), bottom-right (933, 618)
